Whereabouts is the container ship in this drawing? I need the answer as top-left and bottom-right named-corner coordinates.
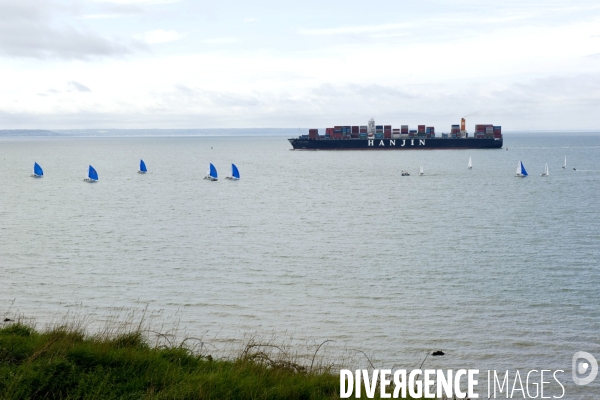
top-left (288, 118), bottom-right (503, 150)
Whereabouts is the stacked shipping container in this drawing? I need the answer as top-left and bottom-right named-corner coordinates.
top-left (359, 125), bottom-right (368, 139)
top-left (341, 126), bottom-right (350, 139)
top-left (384, 125), bottom-right (392, 139)
top-left (493, 126), bottom-right (502, 138)
top-left (451, 125), bottom-right (460, 138)
top-left (313, 121), bottom-right (499, 140)
top-left (332, 126), bottom-right (342, 140)
top-left (425, 126), bottom-right (435, 138)
top-left (475, 124), bottom-right (502, 139)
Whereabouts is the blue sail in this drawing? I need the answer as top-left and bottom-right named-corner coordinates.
top-left (33, 162), bottom-right (43, 176)
top-left (520, 162), bottom-right (528, 176)
top-left (209, 163), bottom-right (217, 179)
top-left (88, 165), bottom-right (98, 181)
top-left (232, 164), bottom-right (240, 179)
top-left (140, 159), bottom-right (147, 172)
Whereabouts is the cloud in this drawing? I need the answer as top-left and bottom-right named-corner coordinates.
top-left (244, 17), bottom-right (257, 23)
top-left (81, 14), bottom-right (130, 19)
top-left (68, 81), bottom-right (92, 92)
top-left (6, 75), bottom-right (600, 130)
top-left (166, 85), bottom-right (261, 108)
top-left (0, 0), bottom-right (146, 60)
top-left (37, 89), bottom-right (56, 97)
top-left (202, 38), bottom-right (241, 45)
top-left (142, 29), bottom-right (184, 44)
top-left (298, 23), bottom-right (412, 36)
top-left (91, 0), bottom-right (180, 4)
top-left (36, 82), bottom-right (91, 96)
top-left (81, 2), bottom-right (145, 19)
top-left (311, 83), bottom-right (416, 100)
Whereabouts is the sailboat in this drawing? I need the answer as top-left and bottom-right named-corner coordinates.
top-left (515, 161), bottom-right (528, 177)
top-left (468, 156), bottom-right (472, 169)
top-left (138, 159), bottom-right (147, 174)
top-left (226, 164), bottom-right (240, 180)
top-left (204, 163), bottom-right (218, 181)
top-left (31, 162), bottom-right (43, 178)
top-left (541, 163), bottom-right (549, 177)
top-left (419, 165), bottom-right (424, 176)
top-left (562, 156), bottom-right (566, 169)
top-left (84, 165), bottom-right (98, 182)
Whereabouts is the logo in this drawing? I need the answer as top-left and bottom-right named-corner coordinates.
top-left (572, 351), bottom-right (598, 385)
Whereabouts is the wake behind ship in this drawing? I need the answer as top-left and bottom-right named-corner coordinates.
top-left (289, 118), bottom-right (503, 150)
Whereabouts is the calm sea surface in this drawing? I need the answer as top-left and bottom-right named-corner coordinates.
top-left (1, 133), bottom-right (599, 397)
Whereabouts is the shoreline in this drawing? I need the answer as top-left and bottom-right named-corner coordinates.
top-left (0, 317), bottom-right (419, 399)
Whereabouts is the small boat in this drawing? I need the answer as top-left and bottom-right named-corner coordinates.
top-left (573, 167), bottom-right (577, 171)
top-left (84, 165), bottom-right (98, 182)
top-left (541, 163), bottom-right (549, 177)
top-left (138, 159), bottom-right (147, 174)
top-left (562, 156), bottom-right (566, 169)
top-left (401, 170), bottom-right (410, 176)
top-left (204, 163), bottom-right (218, 181)
top-left (225, 163), bottom-right (240, 180)
top-left (515, 161), bottom-right (528, 177)
top-left (31, 162), bottom-right (43, 178)
top-left (419, 165), bottom-right (424, 176)
top-left (468, 156), bottom-right (472, 169)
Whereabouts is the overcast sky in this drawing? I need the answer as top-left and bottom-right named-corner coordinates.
top-left (1, 0), bottom-right (600, 130)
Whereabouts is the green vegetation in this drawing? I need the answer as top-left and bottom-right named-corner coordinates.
top-left (0, 321), bottom-right (427, 399)
top-left (0, 322), bottom-right (348, 400)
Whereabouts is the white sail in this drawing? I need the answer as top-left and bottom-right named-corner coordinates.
top-left (468, 156), bottom-right (472, 169)
top-left (545, 163), bottom-right (549, 176)
top-left (419, 165), bottom-right (424, 175)
top-left (563, 156), bottom-right (566, 169)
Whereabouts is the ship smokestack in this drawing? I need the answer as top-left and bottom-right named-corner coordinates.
top-left (461, 118), bottom-right (466, 132)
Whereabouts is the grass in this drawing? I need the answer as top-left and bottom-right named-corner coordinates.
top-left (1, 320), bottom-right (421, 400)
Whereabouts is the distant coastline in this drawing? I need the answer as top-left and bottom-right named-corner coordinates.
top-left (0, 128), bottom-right (301, 137)
top-left (1, 129), bottom-right (599, 138)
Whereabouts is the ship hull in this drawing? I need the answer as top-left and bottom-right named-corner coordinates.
top-left (288, 137), bottom-right (502, 150)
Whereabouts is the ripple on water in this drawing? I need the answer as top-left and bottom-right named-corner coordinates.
top-left (1, 134), bottom-right (600, 398)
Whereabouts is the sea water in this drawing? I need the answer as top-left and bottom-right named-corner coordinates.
top-left (1, 133), bottom-right (599, 398)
